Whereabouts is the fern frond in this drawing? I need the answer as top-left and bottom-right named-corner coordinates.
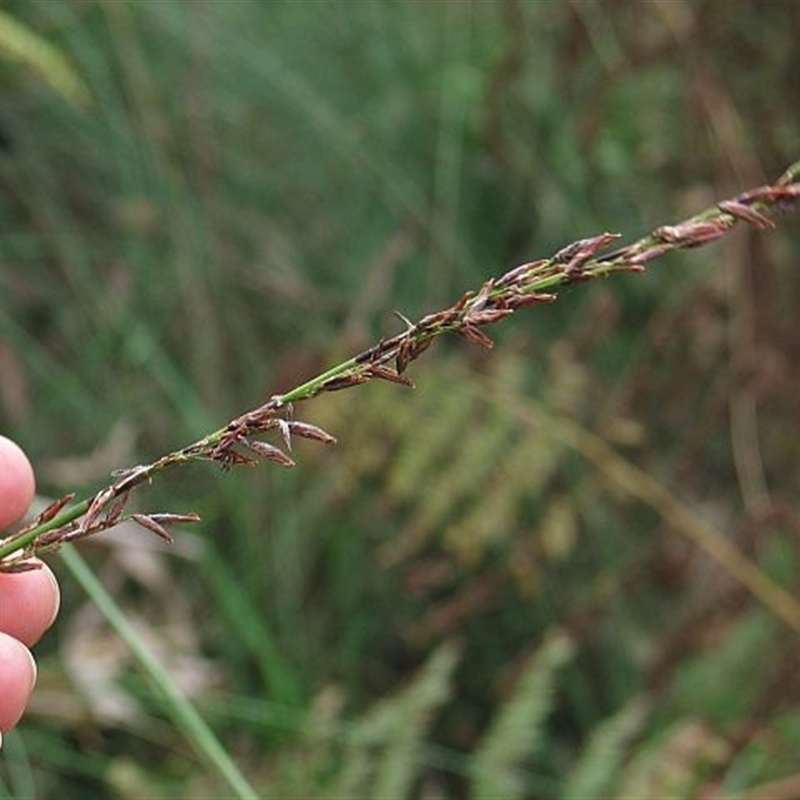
top-left (387, 380), bottom-right (479, 507)
top-left (333, 640), bottom-right (461, 800)
top-left (563, 696), bottom-right (651, 800)
top-left (470, 630), bottom-right (576, 800)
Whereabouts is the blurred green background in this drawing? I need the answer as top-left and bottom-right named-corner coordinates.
top-left (1, 0), bottom-right (799, 797)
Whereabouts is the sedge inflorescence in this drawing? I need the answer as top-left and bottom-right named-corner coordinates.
top-left (1, 160), bottom-right (798, 572)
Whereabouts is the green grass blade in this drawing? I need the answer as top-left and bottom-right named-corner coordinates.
top-left (0, 8), bottom-right (90, 106)
top-left (59, 546), bottom-right (260, 800)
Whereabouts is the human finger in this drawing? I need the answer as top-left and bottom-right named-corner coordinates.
top-left (0, 436), bottom-right (36, 531)
top-left (0, 632), bottom-right (37, 733)
top-left (0, 562), bottom-right (60, 646)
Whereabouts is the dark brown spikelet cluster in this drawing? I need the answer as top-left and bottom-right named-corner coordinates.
top-left (1, 159), bottom-right (798, 571)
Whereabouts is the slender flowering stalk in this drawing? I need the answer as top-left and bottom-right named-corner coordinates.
top-left (1, 160), bottom-right (799, 571)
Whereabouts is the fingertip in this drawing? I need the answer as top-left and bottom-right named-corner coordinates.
top-left (0, 561), bottom-right (60, 646)
top-left (0, 632), bottom-right (36, 732)
top-left (0, 436), bottom-right (36, 530)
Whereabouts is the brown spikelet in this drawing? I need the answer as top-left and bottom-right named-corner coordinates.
top-left (506, 291), bottom-right (557, 309)
top-left (458, 324), bottom-right (495, 349)
top-left (463, 308), bottom-right (514, 326)
top-left (33, 494), bottom-right (76, 525)
top-left (1, 559), bottom-right (43, 573)
top-left (287, 421), bottom-right (338, 444)
top-left (717, 199), bottom-right (775, 228)
top-left (321, 373), bottom-right (372, 391)
top-left (131, 513), bottom-right (175, 544)
top-left (653, 221), bottom-right (726, 246)
top-left (150, 512), bottom-right (201, 527)
top-left (366, 364), bottom-right (415, 387)
top-left (244, 440), bottom-right (296, 467)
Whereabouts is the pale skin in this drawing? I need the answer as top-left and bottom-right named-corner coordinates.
top-left (0, 436), bottom-right (60, 749)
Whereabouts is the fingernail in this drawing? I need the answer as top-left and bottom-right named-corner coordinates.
top-left (44, 567), bottom-right (61, 630)
top-left (26, 647), bottom-right (38, 692)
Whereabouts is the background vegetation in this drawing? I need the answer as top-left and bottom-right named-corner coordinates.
top-left (1, 1), bottom-right (799, 797)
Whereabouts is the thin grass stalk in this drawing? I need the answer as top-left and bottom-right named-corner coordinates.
top-left (59, 545), bottom-right (262, 800)
top-left (1, 159), bottom-right (798, 569)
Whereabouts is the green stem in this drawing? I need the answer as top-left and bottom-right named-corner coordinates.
top-left (273, 353), bottom-right (361, 404)
top-left (0, 498), bottom-right (91, 562)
